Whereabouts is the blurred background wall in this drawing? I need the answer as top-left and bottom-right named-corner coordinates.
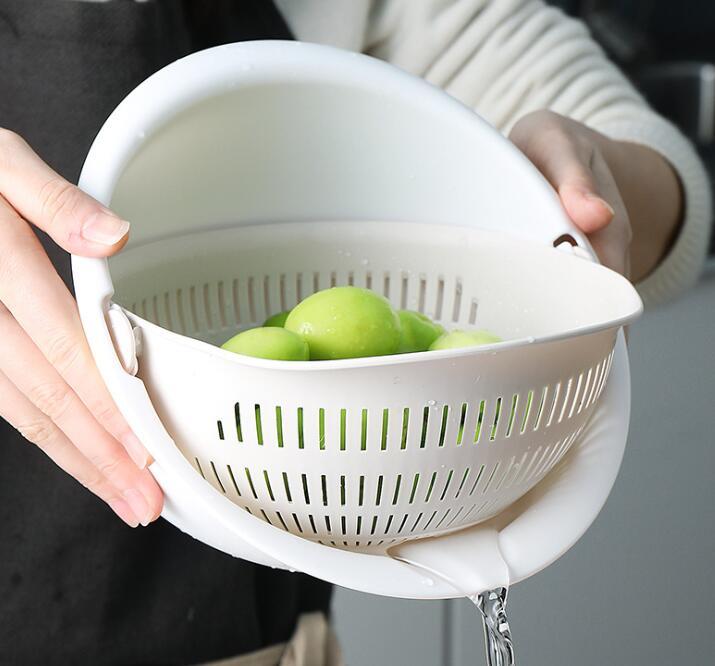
top-left (333, 3), bottom-right (715, 663)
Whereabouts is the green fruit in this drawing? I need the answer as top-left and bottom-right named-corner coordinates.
top-left (429, 329), bottom-right (502, 351)
top-left (263, 311), bottom-right (290, 327)
top-left (285, 286), bottom-right (401, 360)
top-left (397, 310), bottom-right (446, 353)
top-left (221, 327), bottom-right (309, 361)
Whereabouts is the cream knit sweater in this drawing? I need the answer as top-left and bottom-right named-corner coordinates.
top-left (276, 0), bottom-right (713, 308)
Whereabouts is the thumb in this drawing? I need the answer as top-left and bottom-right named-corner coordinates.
top-left (559, 182), bottom-right (615, 235)
top-left (511, 122), bottom-right (615, 234)
top-left (0, 129), bottom-right (129, 257)
top-left (536, 147), bottom-right (615, 234)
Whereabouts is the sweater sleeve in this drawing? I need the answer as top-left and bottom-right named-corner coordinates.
top-left (364, 0), bottom-right (712, 307)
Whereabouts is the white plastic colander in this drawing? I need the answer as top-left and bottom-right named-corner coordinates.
top-left (72, 42), bottom-right (642, 603)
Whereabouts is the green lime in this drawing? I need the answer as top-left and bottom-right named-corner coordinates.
top-left (429, 329), bottom-right (502, 351)
top-left (221, 327), bottom-right (309, 361)
top-left (397, 310), bottom-right (445, 353)
top-left (263, 311), bottom-right (290, 327)
top-left (285, 286), bottom-right (401, 360)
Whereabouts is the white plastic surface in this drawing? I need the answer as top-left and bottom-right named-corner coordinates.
top-left (72, 41), bottom-right (641, 598)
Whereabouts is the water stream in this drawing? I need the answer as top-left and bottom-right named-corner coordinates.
top-left (472, 588), bottom-right (515, 666)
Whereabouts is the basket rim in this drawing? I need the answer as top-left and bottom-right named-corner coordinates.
top-left (114, 221), bottom-right (642, 372)
top-left (126, 305), bottom-right (624, 372)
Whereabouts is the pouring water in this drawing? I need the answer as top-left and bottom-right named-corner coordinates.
top-left (473, 588), bottom-right (515, 666)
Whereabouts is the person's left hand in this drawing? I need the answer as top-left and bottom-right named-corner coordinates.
top-left (509, 110), bottom-right (632, 277)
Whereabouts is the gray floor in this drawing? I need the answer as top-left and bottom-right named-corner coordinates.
top-left (334, 265), bottom-right (715, 665)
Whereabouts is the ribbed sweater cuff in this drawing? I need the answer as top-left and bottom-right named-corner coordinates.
top-left (596, 115), bottom-right (712, 308)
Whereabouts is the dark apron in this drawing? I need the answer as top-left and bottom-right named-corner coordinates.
top-left (0, 2), bottom-right (332, 664)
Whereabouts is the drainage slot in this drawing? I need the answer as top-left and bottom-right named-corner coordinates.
top-left (292, 513), bottom-right (303, 532)
top-left (474, 401), bottom-right (486, 443)
top-left (319, 408), bottom-right (326, 450)
top-left (297, 407), bottom-right (304, 449)
top-left (244, 468), bottom-right (258, 499)
top-left (452, 280), bottom-right (462, 322)
top-left (340, 409), bottom-right (347, 451)
top-left (505, 394), bottom-right (518, 437)
top-left (457, 403), bottom-right (468, 445)
top-left (439, 470), bottom-right (454, 501)
top-left (361, 409), bottom-right (368, 451)
top-left (254, 404), bottom-right (264, 445)
top-left (275, 406), bottom-right (284, 447)
top-left (210, 461), bottom-right (225, 493)
top-left (227, 465), bottom-right (241, 496)
top-left (401, 408), bottom-right (409, 449)
top-left (409, 473), bottom-right (420, 504)
top-left (520, 390), bottom-right (534, 433)
top-left (455, 467), bottom-right (470, 498)
top-left (420, 406), bottom-right (429, 448)
top-left (301, 474), bottom-right (310, 504)
top-left (392, 475), bottom-right (403, 505)
top-left (375, 476), bottom-right (384, 506)
top-left (195, 458), bottom-right (205, 478)
top-left (490, 398), bottom-right (502, 441)
top-left (276, 512), bottom-right (288, 531)
top-left (381, 409), bottom-right (389, 450)
top-left (435, 277), bottom-right (445, 320)
top-left (282, 472), bottom-right (292, 502)
top-left (424, 471), bottom-right (438, 502)
top-left (263, 471), bottom-right (275, 501)
top-left (321, 474), bottom-right (328, 506)
top-left (234, 403), bottom-right (243, 442)
top-left (469, 465), bottom-right (485, 496)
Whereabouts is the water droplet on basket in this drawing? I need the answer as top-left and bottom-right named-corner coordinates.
top-left (361, 258), bottom-right (369, 266)
top-left (344, 251), bottom-right (352, 257)
top-left (427, 400), bottom-right (436, 406)
top-left (422, 577), bottom-right (435, 587)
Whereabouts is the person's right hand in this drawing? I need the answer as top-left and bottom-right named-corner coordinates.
top-left (0, 129), bottom-right (163, 527)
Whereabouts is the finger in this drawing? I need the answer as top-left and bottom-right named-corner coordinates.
top-left (0, 370), bottom-right (140, 527)
top-left (583, 150), bottom-right (631, 275)
top-left (0, 197), bottom-right (152, 469)
top-left (0, 305), bottom-right (163, 525)
top-left (511, 121), bottom-right (614, 234)
top-left (0, 128), bottom-right (129, 256)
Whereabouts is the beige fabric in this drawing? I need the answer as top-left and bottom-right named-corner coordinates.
top-left (279, 612), bottom-right (344, 666)
top-left (198, 613), bottom-right (344, 666)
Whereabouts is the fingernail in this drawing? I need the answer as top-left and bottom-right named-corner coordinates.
top-left (109, 498), bottom-right (139, 528)
top-left (123, 488), bottom-right (153, 527)
top-left (122, 432), bottom-right (150, 469)
top-left (81, 212), bottom-right (130, 245)
top-left (585, 193), bottom-right (615, 217)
